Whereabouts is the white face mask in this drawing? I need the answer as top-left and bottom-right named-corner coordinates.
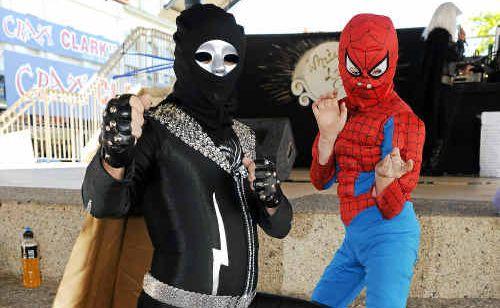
top-left (194, 39), bottom-right (240, 77)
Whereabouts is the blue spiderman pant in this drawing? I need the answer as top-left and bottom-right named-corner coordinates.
top-left (312, 202), bottom-right (420, 308)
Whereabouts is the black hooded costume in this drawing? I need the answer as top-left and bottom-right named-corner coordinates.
top-left (167, 3), bottom-right (245, 142)
top-left (81, 4), bottom-right (320, 308)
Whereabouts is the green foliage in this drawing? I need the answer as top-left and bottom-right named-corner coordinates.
top-left (470, 12), bottom-right (500, 54)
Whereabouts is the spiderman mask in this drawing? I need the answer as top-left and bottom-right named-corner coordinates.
top-left (338, 14), bottom-right (399, 110)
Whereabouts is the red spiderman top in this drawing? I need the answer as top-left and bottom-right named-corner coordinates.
top-left (310, 14), bottom-right (425, 225)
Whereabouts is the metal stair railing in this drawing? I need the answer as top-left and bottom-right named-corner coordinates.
top-left (0, 89), bottom-right (99, 162)
top-left (99, 27), bottom-right (176, 92)
top-left (0, 27), bottom-right (176, 162)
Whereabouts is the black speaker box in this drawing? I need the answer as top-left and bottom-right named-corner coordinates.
top-left (238, 118), bottom-right (296, 180)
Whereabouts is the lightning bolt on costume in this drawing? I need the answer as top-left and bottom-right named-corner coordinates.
top-left (310, 14), bottom-right (425, 308)
top-left (82, 4), bottom-right (320, 308)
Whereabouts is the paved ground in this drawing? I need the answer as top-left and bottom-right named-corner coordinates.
top-left (349, 296), bottom-right (500, 308)
top-left (1, 272), bottom-right (498, 308)
top-left (0, 272), bottom-right (58, 308)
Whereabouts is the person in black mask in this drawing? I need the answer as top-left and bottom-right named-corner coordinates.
top-left (81, 4), bottom-right (321, 308)
top-left (167, 2), bottom-right (245, 143)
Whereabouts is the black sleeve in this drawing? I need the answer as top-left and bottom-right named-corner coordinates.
top-left (81, 121), bottom-right (160, 218)
top-left (251, 188), bottom-right (293, 239)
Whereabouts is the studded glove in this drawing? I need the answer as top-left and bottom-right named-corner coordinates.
top-left (252, 158), bottom-right (283, 208)
top-left (100, 94), bottom-right (136, 168)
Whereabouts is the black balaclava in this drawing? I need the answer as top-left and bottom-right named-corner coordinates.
top-left (167, 4), bottom-right (246, 142)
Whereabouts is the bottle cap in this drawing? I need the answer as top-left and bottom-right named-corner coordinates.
top-left (22, 227), bottom-right (34, 238)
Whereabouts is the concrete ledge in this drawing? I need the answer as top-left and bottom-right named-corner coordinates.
top-left (256, 211), bottom-right (499, 300)
top-left (0, 179), bottom-right (498, 301)
top-left (292, 194), bottom-right (497, 217)
top-left (0, 187), bottom-right (81, 206)
top-left (0, 185), bottom-right (496, 216)
top-left (0, 201), bottom-right (85, 280)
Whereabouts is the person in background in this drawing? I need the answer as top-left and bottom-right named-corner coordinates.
top-left (418, 2), bottom-right (466, 174)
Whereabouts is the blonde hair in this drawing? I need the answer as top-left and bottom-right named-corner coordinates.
top-left (137, 86), bottom-right (172, 108)
top-left (422, 2), bottom-right (462, 41)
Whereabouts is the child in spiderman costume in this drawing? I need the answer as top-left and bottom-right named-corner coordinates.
top-left (309, 14), bottom-right (425, 308)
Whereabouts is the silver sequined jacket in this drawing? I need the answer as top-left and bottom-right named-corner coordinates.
top-left (82, 103), bottom-right (292, 302)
